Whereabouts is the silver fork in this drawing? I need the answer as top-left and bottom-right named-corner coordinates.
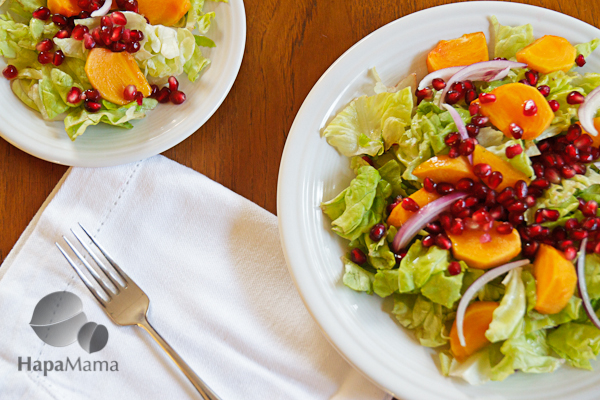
top-left (56, 224), bottom-right (221, 400)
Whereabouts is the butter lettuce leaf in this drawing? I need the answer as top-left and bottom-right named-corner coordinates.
top-left (490, 15), bottom-right (534, 60)
top-left (342, 257), bottom-right (375, 294)
top-left (393, 294), bottom-right (448, 347)
top-left (486, 268), bottom-right (526, 343)
top-left (398, 239), bottom-right (450, 293)
top-left (548, 322), bottom-right (600, 370)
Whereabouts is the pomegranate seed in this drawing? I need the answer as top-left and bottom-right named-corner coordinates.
top-left (54, 29), bottom-right (71, 39)
top-left (513, 181), bottom-right (527, 200)
top-left (486, 171), bottom-right (503, 189)
top-left (72, 25), bottom-right (89, 40)
top-left (572, 229), bottom-right (589, 240)
top-left (473, 183), bottom-right (489, 199)
top-left (469, 103), bottom-right (480, 116)
top-left (466, 124), bottom-right (479, 138)
top-left (524, 196), bottom-right (536, 209)
top-left (542, 154), bottom-right (557, 168)
top-left (52, 50), bottom-right (65, 66)
top-left (485, 190), bottom-right (497, 207)
top-left (574, 134), bottom-right (593, 149)
top-left (170, 90), bottom-right (186, 105)
top-left (464, 89), bottom-right (478, 104)
top-left (525, 70), bottom-right (539, 86)
top-left (83, 33), bottom-right (96, 49)
top-left (156, 88), bottom-right (171, 104)
top-left (361, 156), bottom-right (373, 167)
top-left (127, 41), bottom-right (141, 53)
top-left (2, 65), bottom-right (18, 80)
top-left (448, 146), bottom-right (460, 158)
top-left (111, 11), bottom-right (128, 25)
top-left (167, 76), bottom-right (180, 92)
top-left (504, 144), bottom-right (523, 159)
top-left (369, 223), bottom-right (386, 241)
top-left (451, 199), bottom-right (466, 216)
top-left (36, 39), bottom-right (54, 52)
top-left (565, 144), bottom-right (579, 160)
top-left (489, 205), bottom-right (505, 220)
top-left (523, 241), bottom-right (540, 258)
top-left (123, 85), bottom-right (137, 101)
top-left (66, 87), bottom-right (82, 104)
top-left (473, 209), bottom-right (491, 224)
top-left (581, 200), bottom-right (598, 217)
top-left (534, 209), bottom-right (546, 224)
top-left (576, 54), bottom-right (586, 67)
top-left (595, 242), bottom-right (600, 254)
top-left (423, 177), bottom-right (437, 193)
top-left (350, 248), bottom-right (366, 264)
top-left (134, 91), bottom-right (143, 106)
top-left (583, 217), bottom-right (598, 231)
top-left (52, 14), bottom-right (68, 27)
top-left (465, 196), bottom-right (479, 208)
top-left (507, 201), bottom-right (527, 213)
top-left (538, 141), bottom-right (552, 153)
top-left (33, 7), bottom-right (51, 20)
top-left (480, 233), bottom-right (492, 243)
top-left (508, 123), bottom-right (523, 139)
top-left (565, 218), bottom-right (579, 231)
top-left (546, 167), bottom-right (561, 184)
top-left (436, 182), bottom-right (455, 195)
top-left (458, 138), bottom-right (477, 156)
top-left (416, 87), bottom-right (433, 103)
top-left (110, 41), bottom-right (126, 52)
top-left (131, 30), bottom-right (144, 41)
top-left (435, 234), bottom-right (452, 250)
top-left (451, 82), bottom-right (465, 94)
top-left (463, 81), bottom-right (474, 91)
top-left (402, 197), bottom-right (419, 212)
top-left (564, 246), bottom-right (578, 261)
top-left (473, 163), bottom-right (491, 178)
top-left (395, 250), bottom-right (407, 265)
top-left (496, 222), bottom-right (514, 235)
top-left (431, 78), bottom-right (446, 91)
top-left (122, 29), bottom-right (133, 43)
top-left (479, 93), bottom-right (496, 104)
top-left (448, 261), bottom-right (462, 276)
top-left (101, 15), bottom-right (113, 29)
top-left (91, 27), bottom-right (101, 43)
top-left (122, 0), bottom-right (139, 13)
top-left (537, 85), bottom-right (550, 97)
top-left (530, 179), bottom-right (550, 190)
top-left (422, 235), bottom-right (435, 247)
top-left (545, 209), bottom-right (560, 222)
top-left (445, 90), bottom-right (461, 104)
top-left (440, 213), bottom-right (453, 231)
top-left (456, 178), bottom-right (474, 192)
top-left (81, 89), bottom-right (100, 101)
top-left (573, 163), bottom-right (587, 174)
top-left (559, 165), bottom-right (576, 179)
top-left (519, 226), bottom-right (531, 241)
top-left (548, 100), bottom-right (560, 112)
top-left (111, 25), bottom-right (123, 42)
top-left (445, 132), bottom-right (461, 146)
top-left (100, 26), bottom-right (112, 46)
top-left (567, 91), bottom-right (585, 104)
top-left (37, 51), bottom-right (52, 64)
top-left (387, 196), bottom-right (403, 214)
top-left (519, 79), bottom-right (531, 86)
top-left (553, 227), bottom-right (568, 242)
top-left (558, 240), bottom-right (574, 251)
top-left (523, 99), bottom-right (538, 116)
top-left (449, 219), bottom-right (465, 235)
top-left (84, 100), bottom-right (101, 112)
top-left (471, 115), bottom-right (489, 127)
top-left (78, 0), bottom-right (92, 11)
top-left (78, 10), bottom-right (91, 18)
top-left (426, 222), bottom-right (443, 235)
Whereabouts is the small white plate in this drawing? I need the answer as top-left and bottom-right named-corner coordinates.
top-left (0, 0), bottom-right (246, 167)
top-left (278, 2), bottom-right (600, 399)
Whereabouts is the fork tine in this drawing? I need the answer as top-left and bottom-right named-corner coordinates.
top-left (78, 223), bottom-right (130, 285)
top-left (62, 236), bottom-right (115, 298)
top-left (56, 243), bottom-right (107, 306)
top-left (71, 228), bottom-right (124, 290)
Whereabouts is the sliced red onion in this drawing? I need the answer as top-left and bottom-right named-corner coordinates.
top-left (91, 0), bottom-right (112, 17)
top-left (578, 86), bottom-right (600, 137)
top-left (418, 66), bottom-right (465, 90)
top-left (437, 60), bottom-right (527, 107)
top-left (443, 104), bottom-right (472, 163)
top-left (577, 238), bottom-right (600, 330)
top-left (391, 191), bottom-right (468, 252)
top-left (456, 259), bottom-right (530, 347)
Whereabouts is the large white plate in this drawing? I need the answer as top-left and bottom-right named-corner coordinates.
top-left (278, 2), bottom-right (600, 399)
top-left (0, 0), bottom-right (246, 167)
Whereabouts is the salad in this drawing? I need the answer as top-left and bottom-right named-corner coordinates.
top-left (0, 0), bottom-right (224, 140)
top-left (321, 16), bottom-right (600, 384)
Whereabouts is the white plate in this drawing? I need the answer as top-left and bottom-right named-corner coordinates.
top-left (0, 1), bottom-right (246, 167)
top-left (278, 2), bottom-right (600, 399)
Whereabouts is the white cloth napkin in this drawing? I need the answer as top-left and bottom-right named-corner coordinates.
top-left (0, 155), bottom-right (391, 400)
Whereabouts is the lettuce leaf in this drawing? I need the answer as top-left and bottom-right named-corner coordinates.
top-left (584, 253), bottom-right (600, 300)
top-left (486, 268), bottom-right (526, 343)
top-left (575, 38), bottom-right (600, 59)
top-left (490, 16), bottom-right (534, 60)
top-left (322, 88), bottom-right (413, 157)
top-left (392, 294), bottom-right (448, 347)
top-left (524, 296), bottom-right (582, 334)
top-left (421, 269), bottom-right (464, 308)
top-left (485, 139), bottom-right (535, 179)
top-left (548, 322), bottom-right (600, 370)
top-left (342, 257), bottom-right (375, 294)
top-left (398, 239), bottom-right (450, 293)
top-left (373, 269), bottom-right (399, 297)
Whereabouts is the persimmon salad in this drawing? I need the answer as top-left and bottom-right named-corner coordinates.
top-left (0, 0), bottom-right (223, 140)
top-left (321, 16), bottom-right (600, 384)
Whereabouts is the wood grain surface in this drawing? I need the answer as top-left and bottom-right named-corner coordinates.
top-left (2, 0), bottom-right (600, 263)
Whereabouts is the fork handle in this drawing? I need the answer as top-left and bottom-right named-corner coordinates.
top-left (138, 317), bottom-right (221, 400)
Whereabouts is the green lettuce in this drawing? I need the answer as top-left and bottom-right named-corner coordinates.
top-left (575, 38), bottom-right (600, 59)
top-left (522, 269), bottom-right (537, 312)
top-left (322, 88), bottom-right (413, 157)
top-left (364, 233), bottom-right (396, 270)
top-left (377, 159), bottom-right (407, 198)
top-left (397, 239), bottom-right (450, 293)
top-left (421, 269), bottom-right (464, 308)
top-left (486, 268), bottom-right (526, 343)
top-left (373, 269), bottom-right (399, 297)
top-left (548, 322), bottom-right (600, 370)
top-left (584, 254), bottom-right (600, 300)
top-left (392, 294), bottom-right (448, 347)
top-left (486, 139), bottom-right (535, 179)
top-left (342, 257), bottom-right (375, 294)
top-left (490, 16), bottom-right (534, 60)
top-left (524, 296), bottom-right (582, 334)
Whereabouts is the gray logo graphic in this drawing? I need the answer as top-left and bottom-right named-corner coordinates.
top-left (30, 291), bottom-right (108, 353)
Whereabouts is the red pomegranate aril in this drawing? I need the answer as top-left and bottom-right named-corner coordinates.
top-left (416, 87), bottom-right (433, 103)
top-left (545, 209), bottom-right (560, 222)
top-left (448, 146), bottom-right (460, 158)
top-left (156, 88), bottom-right (171, 104)
top-left (167, 76), bottom-right (180, 92)
top-left (528, 224), bottom-right (544, 238)
top-left (440, 213), bottom-right (453, 231)
top-left (426, 221), bottom-right (443, 235)
top-left (122, 0), bottom-right (139, 13)
top-left (464, 196), bottom-right (479, 208)
top-left (505, 144), bottom-right (523, 159)
top-left (559, 165), bottom-right (576, 179)
top-left (436, 182), bottom-right (455, 195)
top-left (123, 85), bottom-right (137, 101)
top-left (445, 132), bottom-right (461, 146)
top-left (37, 51), bottom-right (52, 64)
top-left (52, 50), bottom-right (65, 66)
top-left (33, 7), bottom-right (51, 20)
top-left (170, 90), bottom-right (186, 105)
top-left (525, 70), bottom-right (539, 86)
top-left (518, 226), bottom-right (531, 241)
top-left (532, 164), bottom-right (545, 180)
top-left (530, 178), bottom-right (550, 190)
top-left (471, 115), bottom-right (489, 127)
top-left (111, 25), bottom-right (123, 42)
top-left (473, 163), bottom-right (492, 178)
top-left (445, 90), bottom-right (462, 104)
top-left (567, 91), bottom-right (585, 105)
top-left (508, 210), bottom-right (525, 228)
top-left (573, 163), bottom-right (587, 175)
top-left (387, 196), bottom-right (403, 214)
top-left (84, 100), bottom-right (101, 112)
top-left (52, 14), bottom-right (68, 27)
top-left (449, 219), bottom-right (465, 235)
top-left (576, 54), bottom-right (587, 67)
top-left (534, 209), bottom-right (546, 224)
top-left (463, 81), bottom-right (474, 91)
top-left (566, 124), bottom-right (582, 141)
top-left (538, 141), bottom-right (552, 153)
top-left (83, 33), bottom-right (96, 49)
top-left (469, 102), bottom-right (481, 116)
top-left (464, 89), bottom-right (478, 104)
top-left (458, 138), bottom-right (477, 156)
top-left (121, 29), bottom-right (132, 43)
top-left (91, 27), bottom-right (102, 43)
top-left (473, 183), bottom-right (489, 199)
top-left (490, 205), bottom-right (505, 220)
top-left (571, 229), bottom-right (589, 240)
top-left (132, 30), bottom-right (144, 41)
top-left (110, 41), bottom-right (127, 52)
top-left (495, 222), bottom-right (513, 235)
top-left (548, 99), bottom-right (560, 112)
top-left (431, 78), bottom-right (446, 91)
top-left (81, 89), bottom-right (100, 101)
top-left (472, 209), bottom-right (491, 224)
top-left (465, 217), bottom-right (479, 230)
top-left (506, 201), bottom-right (526, 213)
top-left (595, 242), bottom-right (600, 254)
top-left (565, 145), bottom-right (580, 161)
top-left (369, 223), bottom-right (386, 241)
top-left (350, 248), bottom-right (367, 264)
top-left (111, 11), bottom-right (128, 26)
top-left (519, 79), bottom-right (531, 86)
top-left (54, 29), bottom-right (71, 39)
top-left (78, 0), bottom-right (92, 11)
top-left (455, 178), bottom-right (474, 192)
top-left (451, 199), bottom-right (466, 216)
top-left (513, 181), bottom-right (527, 200)
top-left (537, 85), bottom-right (550, 97)
top-left (451, 82), bottom-right (465, 94)
top-left (581, 200), bottom-right (598, 217)
top-left (101, 15), bottom-right (113, 29)
top-left (523, 99), bottom-right (538, 116)
top-left (583, 217), bottom-right (598, 231)
top-left (574, 134), bottom-right (593, 149)
top-left (457, 208), bottom-right (472, 219)
top-left (422, 235), bottom-right (435, 247)
top-left (545, 167), bottom-right (561, 184)
top-left (423, 177), bottom-right (437, 193)
top-left (558, 240), bottom-right (574, 251)
top-left (479, 93), bottom-right (496, 104)
top-left (466, 124), bottom-right (479, 138)
top-left (487, 171), bottom-right (503, 190)
top-left (2, 65), bottom-right (18, 80)
top-left (36, 39), bottom-right (54, 52)
top-left (435, 234), bottom-right (452, 250)
top-left (523, 241), bottom-right (540, 258)
top-left (553, 227), bottom-right (568, 242)
top-left (66, 87), bottom-right (82, 104)
top-left (127, 41), bottom-right (141, 53)
top-left (524, 195), bottom-right (536, 208)
top-left (402, 197), bottom-right (420, 212)
top-left (134, 91), bottom-right (143, 105)
top-left (508, 123), bottom-right (523, 139)
top-left (448, 261), bottom-right (462, 276)
top-left (563, 246), bottom-right (577, 261)
top-left (361, 156), bottom-right (373, 167)
top-left (395, 250), bottom-right (407, 264)
top-left (485, 190), bottom-right (497, 207)
top-left (72, 25), bottom-right (89, 40)
top-left (555, 153), bottom-right (566, 167)
top-left (565, 218), bottom-right (579, 231)
top-left (542, 154), bottom-right (556, 168)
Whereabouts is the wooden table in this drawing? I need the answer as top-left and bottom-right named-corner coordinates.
top-left (2, 0), bottom-right (599, 263)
